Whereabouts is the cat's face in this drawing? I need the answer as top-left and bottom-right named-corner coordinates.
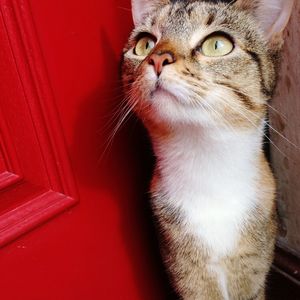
top-left (122, 0), bottom-right (293, 132)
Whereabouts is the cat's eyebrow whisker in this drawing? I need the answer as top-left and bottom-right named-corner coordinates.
top-left (221, 0), bottom-right (237, 13)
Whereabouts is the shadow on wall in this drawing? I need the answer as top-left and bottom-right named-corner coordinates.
top-left (71, 25), bottom-right (177, 300)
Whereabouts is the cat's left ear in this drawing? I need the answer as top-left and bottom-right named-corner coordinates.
top-left (131, 0), bottom-right (168, 26)
top-left (235, 0), bottom-right (294, 44)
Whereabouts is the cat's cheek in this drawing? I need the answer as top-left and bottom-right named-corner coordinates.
top-left (142, 66), bottom-right (155, 82)
top-left (136, 68), bottom-right (158, 100)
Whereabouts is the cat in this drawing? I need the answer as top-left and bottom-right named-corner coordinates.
top-left (122, 0), bottom-right (294, 299)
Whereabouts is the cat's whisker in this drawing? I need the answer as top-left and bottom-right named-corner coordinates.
top-left (98, 104), bottom-right (137, 163)
top-left (214, 81), bottom-right (287, 120)
top-left (265, 121), bottom-right (300, 149)
top-left (215, 94), bottom-right (288, 158)
top-left (98, 89), bottom-right (140, 162)
top-left (266, 103), bottom-right (288, 120)
top-left (117, 6), bottom-right (131, 12)
top-left (98, 101), bottom-right (131, 135)
top-left (213, 82), bottom-right (297, 149)
top-left (180, 84), bottom-right (241, 138)
top-left (218, 85), bottom-right (299, 150)
top-left (98, 103), bottom-right (131, 143)
top-left (202, 102), bottom-right (240, 141)
top-left (234, 100), bottom-right (299, 150)
top-left (175, 77), bottom-right (232, 135)
top-left (98, 85), bottom-right (139, 134)
top-left (221, 0), bottom-right (238, 13)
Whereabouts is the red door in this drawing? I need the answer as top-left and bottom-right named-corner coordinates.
top-left (0, 1), bottom-right (171, 299)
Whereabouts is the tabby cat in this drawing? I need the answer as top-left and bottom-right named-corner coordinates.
top-left (122, 0), bottom-right (294, 299)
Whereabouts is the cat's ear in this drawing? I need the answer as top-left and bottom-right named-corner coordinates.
top-left (131, 0), bottom-right (167, 26)
top-left (235, 0), bottom-right (294, 43)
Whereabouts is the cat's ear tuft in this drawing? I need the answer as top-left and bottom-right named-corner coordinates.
top-left (235, 0), bottom-right (294, 44)
top-left (131, 0), bottom-right (167, 26)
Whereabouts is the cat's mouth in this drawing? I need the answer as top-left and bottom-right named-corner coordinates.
top-left (151, 80), bottom-right (175, 99)
top-left (154, 79), bottom-right (165, 91)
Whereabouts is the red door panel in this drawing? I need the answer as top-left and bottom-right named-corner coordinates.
top-left (0, 0), bottom-right (77, 246)
top-left (0, 1), bottom-right (171, 299)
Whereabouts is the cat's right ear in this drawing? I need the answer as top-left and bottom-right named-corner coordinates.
top-left (131, 0), bottom-right (166, 26)
top-left (234, 0), bottom-right (294, 46)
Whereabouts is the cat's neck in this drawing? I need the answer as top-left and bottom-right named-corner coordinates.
top-left (151, 124), bottom-right (263, 165)
top-left (150, 124), bottom-right (264, 205)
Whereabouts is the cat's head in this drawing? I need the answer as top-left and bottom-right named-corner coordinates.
top-left (122, 0), bottom-right (294, 134)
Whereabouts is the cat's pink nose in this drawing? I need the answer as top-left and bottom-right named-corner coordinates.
top-left (148, 52), bottom-right (175, 76)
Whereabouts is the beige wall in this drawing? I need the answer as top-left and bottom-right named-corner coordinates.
top-left (270, 1), bottom-right (300, 253)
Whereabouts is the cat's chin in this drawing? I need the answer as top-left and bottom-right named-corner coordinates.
top-left (144, 89), bottom-right (217, 127)
top-left (151, 87), bottom-right (176, 100)
top-left (150, 86), bottom-right (185, 105)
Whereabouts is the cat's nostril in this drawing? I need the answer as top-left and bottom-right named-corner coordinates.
top-left (162, 57), bottom-right (172, 66)
top-left (149, 58), bottom-right (155, 66)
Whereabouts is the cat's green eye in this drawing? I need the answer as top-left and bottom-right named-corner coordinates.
top-left (134, 36), bottom-right (156, 56)
top-left (201, 35), bottom-right (233, 57)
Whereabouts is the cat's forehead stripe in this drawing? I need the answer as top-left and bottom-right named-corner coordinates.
top-left (205, 13), bottom-right (216, 26)
top-left (151, 23), bottom-right (162, 40)
top-left (190, 26), bottom-right (209, 48)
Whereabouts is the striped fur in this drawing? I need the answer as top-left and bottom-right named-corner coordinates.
top-left (122, 0), bottom-right (293, 299)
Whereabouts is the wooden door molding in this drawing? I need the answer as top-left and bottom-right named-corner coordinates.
top-left (275, 245), bottom-right (300, 284)
top-left (0, 0), bottom-right (78, 247)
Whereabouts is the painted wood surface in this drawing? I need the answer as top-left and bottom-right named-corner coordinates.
top-left (270, 1), bottom-right (300, 254)
top-left (0, 1), bottom-right (173, 299)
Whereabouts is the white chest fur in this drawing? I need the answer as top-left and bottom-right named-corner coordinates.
top-left (152, 127), bottom-right (262, 258)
